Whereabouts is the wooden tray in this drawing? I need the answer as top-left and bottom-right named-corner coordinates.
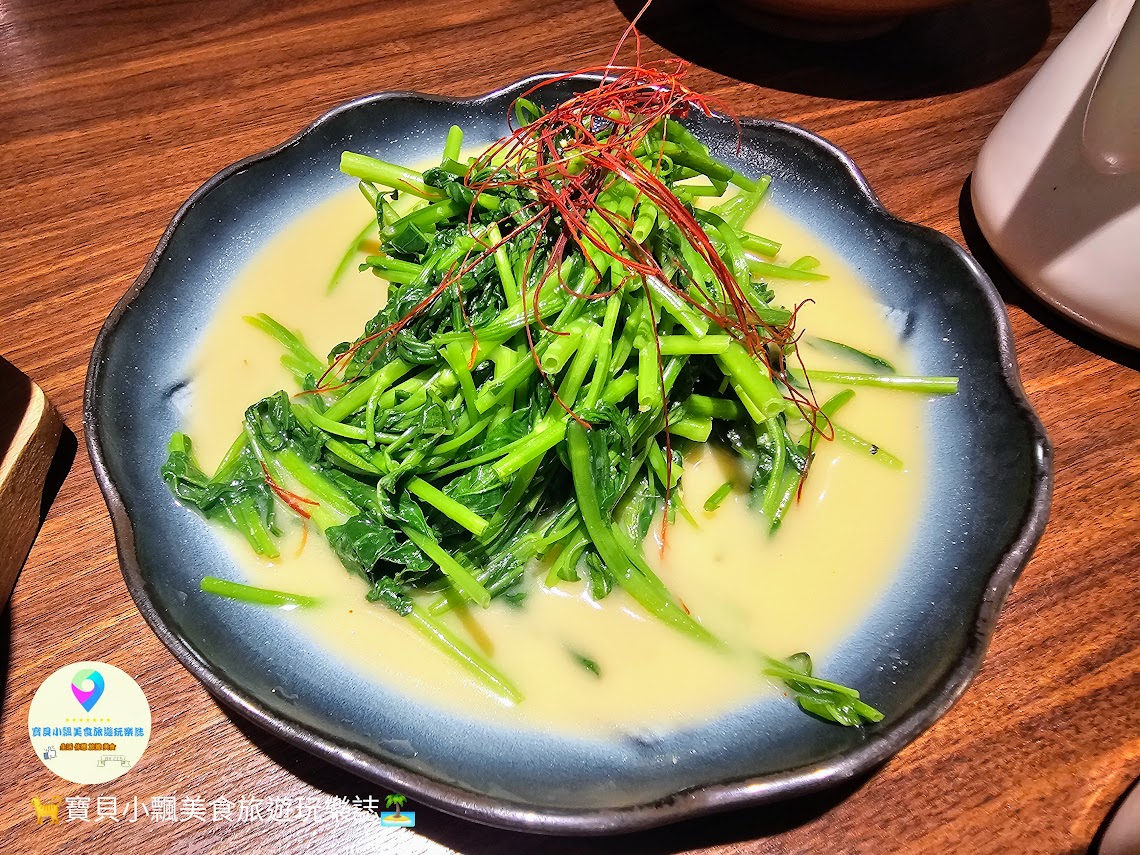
top-left (0, 355), bottom-right (62, 606)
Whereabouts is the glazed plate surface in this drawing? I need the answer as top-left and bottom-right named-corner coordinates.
top-left (85, 74), bottom-right (1051, 834)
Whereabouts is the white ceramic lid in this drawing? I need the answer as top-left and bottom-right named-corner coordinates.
top-left (972, 0), bottom-right (1140, 349)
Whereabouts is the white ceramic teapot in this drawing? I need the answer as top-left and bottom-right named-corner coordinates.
top-left (973, 0), bottom-right (1140, 348)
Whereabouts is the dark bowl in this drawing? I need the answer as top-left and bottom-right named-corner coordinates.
top-left (84, 74), bottom-right (1052, 834)
top-left (711, 0), bottom-right (972, 40)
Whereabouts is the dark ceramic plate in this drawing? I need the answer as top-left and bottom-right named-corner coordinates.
top-left (85, 74), bottom-right (1051, 834)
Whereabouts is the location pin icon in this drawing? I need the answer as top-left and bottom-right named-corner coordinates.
top-left (71, 669), bottom-right (105, 713)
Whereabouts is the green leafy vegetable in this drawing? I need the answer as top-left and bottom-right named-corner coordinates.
top-left (572, 652), bottom-right (602, 677)
top-left (164, 79), bottom-right (960, 723)
top-left (764, 653), bottom-right (884, 727)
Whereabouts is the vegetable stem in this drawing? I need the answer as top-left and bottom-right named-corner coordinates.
top-left (340, 152), bottom-right (443, 200)
top-left (400, 524), bottom-right (491, 608)
top-left (201, 576), bottom-right (319, 608)
top-left (406, 606), bottom-right (522, 704)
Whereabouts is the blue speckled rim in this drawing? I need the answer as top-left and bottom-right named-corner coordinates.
top-left (85, 73), bottom-right (1052, 835)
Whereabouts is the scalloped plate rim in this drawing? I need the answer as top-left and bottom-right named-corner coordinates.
top-left (83, 72), bottom-right (1053, 835)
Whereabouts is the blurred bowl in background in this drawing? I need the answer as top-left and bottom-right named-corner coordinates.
top-left (713, 0), bottom-right (971, 39)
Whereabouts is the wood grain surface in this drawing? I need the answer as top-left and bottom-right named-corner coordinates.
top-left (2, 1), bottom-right (1138, 853)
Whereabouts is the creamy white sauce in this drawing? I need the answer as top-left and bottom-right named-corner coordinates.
top-left (185, 187), bottom-right (925, 735)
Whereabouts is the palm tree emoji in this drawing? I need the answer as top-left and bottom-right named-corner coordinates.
top-left (385, 793), bottom-right (408, 821)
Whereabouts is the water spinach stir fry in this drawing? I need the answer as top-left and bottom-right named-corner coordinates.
top-left (163, 68), bottom-right (957, 726)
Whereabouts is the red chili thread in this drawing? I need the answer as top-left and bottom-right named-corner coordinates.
top-left (322, 31), bottom-right (821, 521)
top-left (260, 461), bottom-right (318, 520)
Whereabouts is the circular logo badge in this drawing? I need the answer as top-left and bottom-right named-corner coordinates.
top-left (28, 662), bottom-right (151, 784)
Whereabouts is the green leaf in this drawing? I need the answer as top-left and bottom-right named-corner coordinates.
top-left (326, 513), bottom-right (433, 581)
top-left (375, 485), bottom-right (432, 537)
top-left (244, 391), bottom-right (322, 462)
top-left (394, 329), bottom-right (439, 365)
top-left (160, 435), bottom-right (211, 506)
top-left (326, 514), bottom-right (399, 576)
top-left (442, 466), bottom-right (507, 521)
top-left (764, 654), bottom-right (884, 727)
top-left (571, 651), bottom-right (602, 677)
top-left (366, 576), bottom-right (413, 616)
top-left (390, 221), bottom-right (431, 255)
top-left (584, 550), bottom-right (614, 600)
top-left (480, 409), bottom-right (531, 453)
top-left (574, 402), bottom-right (632, 516)
top-left (808, 337), bottom-right (896, 373)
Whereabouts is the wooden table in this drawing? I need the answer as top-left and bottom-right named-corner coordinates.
top-left (2, 0), bottom-right (1137, 852)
